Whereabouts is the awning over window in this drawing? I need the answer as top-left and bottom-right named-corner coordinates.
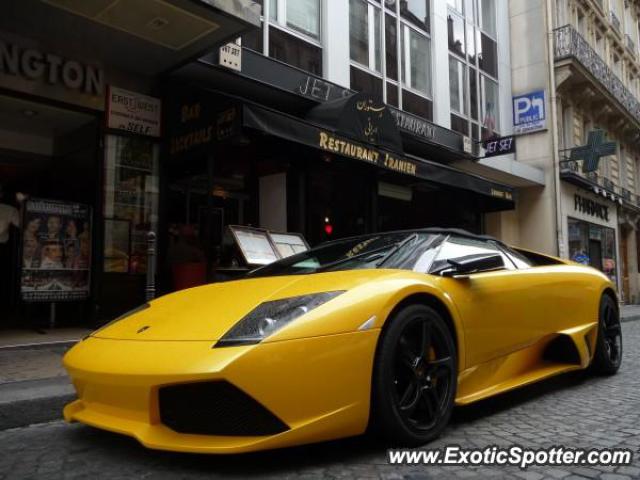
top-left (242, 102), bottom-right (515, 209)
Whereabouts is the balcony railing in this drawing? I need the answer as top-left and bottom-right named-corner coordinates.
top-left (609, 10), bottom-right (621, 33)
top-left (554, 25), bottom-right (640, 125)
top-left (559, 157), bottom-right (639, 208)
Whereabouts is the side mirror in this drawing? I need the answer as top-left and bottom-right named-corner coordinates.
top-left (442, 253), bottom-right (504, 278)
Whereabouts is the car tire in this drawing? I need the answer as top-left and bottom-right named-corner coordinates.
top-left (371, 304), bottom-right (457, 446)
top-left (590, 294), bottom-right (622, 375)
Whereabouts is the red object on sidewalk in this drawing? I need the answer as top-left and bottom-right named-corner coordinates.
top-left (172, 262), bottom-right (206, 291)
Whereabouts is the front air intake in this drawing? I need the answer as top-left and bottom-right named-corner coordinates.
top-left (158, 381), bottom-right (289, 436)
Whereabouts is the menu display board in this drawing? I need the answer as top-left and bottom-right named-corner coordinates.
top-left (230, 226), bottom-right (280, 265)
top-left (227, 226), bottom-right (309, 266)
top-left (20, 198), bottom-right (92, 302)
top-left (270, 232), bottom-right (309, 258)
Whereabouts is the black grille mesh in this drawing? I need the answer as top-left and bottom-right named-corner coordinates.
top-left (158, 381), bottom-right (289, 436)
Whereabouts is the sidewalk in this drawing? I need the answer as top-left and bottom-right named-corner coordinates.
top-left (0, 344), bottom-right (74, 431)
top-left (0, 328), bottom-right (89, 431)
top-left (0, 327), bottom-right (91, 350)
top-left (0, 308), bottom-right (639, 432)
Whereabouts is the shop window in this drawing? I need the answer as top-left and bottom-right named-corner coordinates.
top-left (349, 0), bottom-right (382, 72)
top-left (401, 26), bottom-right (431, 96)
top-left (568, 217), bottom-right (617, 285)
top-left (449, 56), bottom-right (467, 115)
top-left (402, 89), bottom-right (433, 120)
top-left (103, 136), bottom-right (159, 275)
top-left (350, 66), bottom-right (384, 101)
top-left (400, 0), bottom-right (429, 33)
top-left (269, 26), bottom-right (322, 75)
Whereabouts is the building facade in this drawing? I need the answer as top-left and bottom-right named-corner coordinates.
top-left (500, 0), bottom-right (640, 303)
top-left (160, 0), bottom-right (546, 289)
top-left (1, 0), bottom-right (551, 328)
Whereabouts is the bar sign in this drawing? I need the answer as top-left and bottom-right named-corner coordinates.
top-left (219, 38), bottom-right (242, 71)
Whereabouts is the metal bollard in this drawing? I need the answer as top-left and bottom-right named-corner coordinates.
top-left (145, 231), bottom-right (157, 302)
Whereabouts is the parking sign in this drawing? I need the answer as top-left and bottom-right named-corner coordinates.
top-left (512, 90), bottom-right (546, 134)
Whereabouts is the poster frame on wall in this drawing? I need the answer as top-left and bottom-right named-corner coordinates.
top-left (19, 197), bottom-right (93, 303)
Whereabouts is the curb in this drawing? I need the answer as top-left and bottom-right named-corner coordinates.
top-left (621, 314), bottom-right (640, 323)
top-left (0, 377), bottom-right (74, 431)
top-left (0, 339), bottom-right (79, 352)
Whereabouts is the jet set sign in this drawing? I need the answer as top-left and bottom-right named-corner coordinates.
top-left (512, 90), bottom-right (546, 134)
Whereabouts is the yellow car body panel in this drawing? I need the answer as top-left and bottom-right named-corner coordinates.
top-left (63, 257), bottom-right (615, 453)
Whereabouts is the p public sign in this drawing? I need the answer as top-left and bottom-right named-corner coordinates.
top-left (512, 90), bottom-right (546, 134)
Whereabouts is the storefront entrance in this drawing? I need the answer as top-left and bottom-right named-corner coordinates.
top-left (0, 94), bottom-right (99, 327)
top-left (568, 217), bottom-right (617, 285)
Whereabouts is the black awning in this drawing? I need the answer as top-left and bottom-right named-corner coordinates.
top-left (242, 103), bottom-right (514, 208)
top-left (305, 93), bottom-right (404, 153)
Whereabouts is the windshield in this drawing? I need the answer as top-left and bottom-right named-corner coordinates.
top-left (248, 232), bottom-right (443, 277)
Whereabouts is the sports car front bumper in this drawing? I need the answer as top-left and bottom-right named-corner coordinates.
top-left (63, 329), bottom-right (380, 453)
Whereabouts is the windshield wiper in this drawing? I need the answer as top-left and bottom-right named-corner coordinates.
top-left (316, 234), bottom-right (418, 273)
top-left (374, 233), bottom-right (418, 267)
top-left (315, 243), bottom-right (401, 273)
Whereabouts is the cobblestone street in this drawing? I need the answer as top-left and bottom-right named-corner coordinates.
top-left (0, 321), bottom-right (638, 480)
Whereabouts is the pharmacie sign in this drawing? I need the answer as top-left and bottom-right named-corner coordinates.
top-left (0, 38), bottom-right (103, 96)
top-left (574, 194), bottom-right (610, 221)
top-left (107, 86), bottom-right (161, 137)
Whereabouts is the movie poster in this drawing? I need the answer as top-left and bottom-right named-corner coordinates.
top-left (20, 199), bottom-right (92, 302)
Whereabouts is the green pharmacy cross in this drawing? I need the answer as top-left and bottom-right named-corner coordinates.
top-left (569, 130), bottom-right (617, 173)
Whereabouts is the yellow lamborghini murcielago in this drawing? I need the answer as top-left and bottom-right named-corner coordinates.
top-left (63, 229), bottom-right (622, 453)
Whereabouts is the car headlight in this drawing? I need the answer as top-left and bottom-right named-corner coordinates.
top-left (89, 303), bottom-right (150, 337)
top-left (215, 291), bottom-right (344, 347)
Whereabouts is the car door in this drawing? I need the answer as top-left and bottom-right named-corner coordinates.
top-left (428, 236), bottom-right (546, 368)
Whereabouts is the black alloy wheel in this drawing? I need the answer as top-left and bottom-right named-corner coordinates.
top-left (591, 294), bottom-right (622, 375)
top-left (371, 304), bottom-right (457, 446)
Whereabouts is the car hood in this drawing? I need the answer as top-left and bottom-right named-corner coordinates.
top-left (91, 269), bottom-right (402, 342)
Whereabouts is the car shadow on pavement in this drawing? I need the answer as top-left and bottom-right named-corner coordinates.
top-left (67, 370), bottom-right (596, 477)
top-left (450, 369), bottom-right (591, 424)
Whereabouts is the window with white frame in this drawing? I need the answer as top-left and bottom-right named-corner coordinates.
top-left (349, 0), bottom-right (382, 72)
top-left (447, 0), bottom-right (499, 141)
top-left (349, 0), bottom-right (432, 120)
top-left (271, 0), bottom-right (320, 39)
top-left (241, 0), bottom-right (323, 75)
